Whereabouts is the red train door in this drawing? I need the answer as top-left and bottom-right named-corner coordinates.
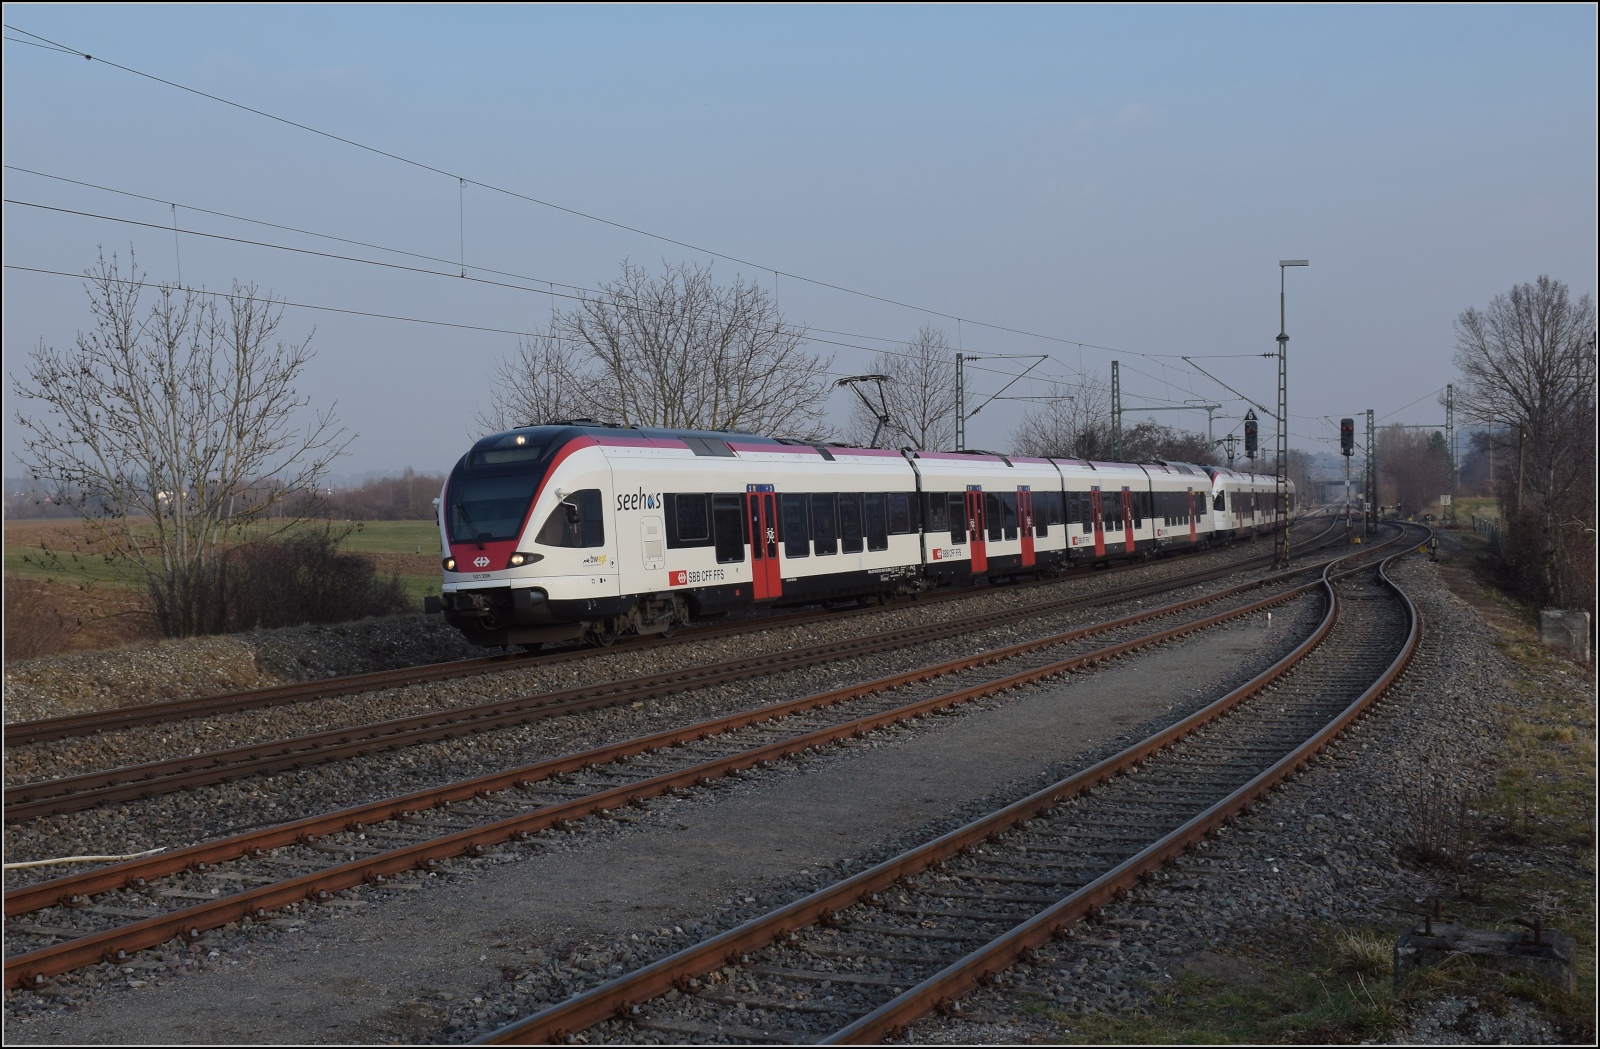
top-left (745, 486), bottom-right (781, 601)
top-left (1090, 487), bottom-right (1106, 557)
top-left (1188, 488), bottom-right (1198, 544)
top-left (1121, 486), bottom-right (1137, 553)
top-left (965, 487), bottom-right (987, 574)
top-left (1018, 487), bottom-right (1036, 567)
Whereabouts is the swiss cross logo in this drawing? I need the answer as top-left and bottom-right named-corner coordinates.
top-left (473, 556), bottom-right (490, 568)
top-left (669, 570), bottom-right (688, 586)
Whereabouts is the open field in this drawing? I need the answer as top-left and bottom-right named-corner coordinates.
top-left (4, 519), bottom-right (443, 660)
top-left (4, 519), bottom-right (442, 591)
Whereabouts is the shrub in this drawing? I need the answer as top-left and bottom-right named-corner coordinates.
top-left (218, 527), bottom-right (412, 631)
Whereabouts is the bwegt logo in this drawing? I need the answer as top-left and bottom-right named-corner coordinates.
top-left (616, 488), bottom-right (664, 511)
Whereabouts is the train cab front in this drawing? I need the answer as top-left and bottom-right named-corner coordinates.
top-left (434, 426), bottom-right (618, 648)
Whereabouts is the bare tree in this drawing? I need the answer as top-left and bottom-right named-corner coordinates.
top-left (1376, 424), bottom-right (1452, 517)
top-left (1453, 275), bottom-right (1596, 611)
top-left (1009, 374), bottom-right (1113, 458)
top-left (843, 326), bottom-right (958, 449)
top-left (10, 251), bottom-right (350, 637)
top-left (1284, 448), bottom-right (1316, 499)
top-left (1120, 420), bottom-right (1219, 465)
top-left (483, 261), bottom-right (832, 439)
top-left (475, 334), bottom-right (588, 433)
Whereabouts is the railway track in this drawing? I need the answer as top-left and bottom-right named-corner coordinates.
top-left (2, 522), bottom-right (1379, 991)
top-left (4, 522), bottom-right (1343, 824)
top-left (5, 521), bottom-right (1331, 749)
top-left (467, 523), bottom-right (1427, 1044)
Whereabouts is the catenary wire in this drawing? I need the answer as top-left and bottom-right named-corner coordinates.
top-left (6, 24), bottom-right (1221, 371)
top-left (2, 194), bottom-right (1205, 402)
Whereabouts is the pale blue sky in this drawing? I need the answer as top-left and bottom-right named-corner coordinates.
top-left (4, 5), bottom-right (1594, 476)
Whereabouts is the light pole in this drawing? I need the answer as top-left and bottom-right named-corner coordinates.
top-left (1275, 259), bottom-right (1308, 569)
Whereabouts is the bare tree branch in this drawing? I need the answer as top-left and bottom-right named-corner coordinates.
top-left (843, 326), bottom-right (958, 449)
top-left (485, 261), bottom-right (832, 440)
top-left (10, 250), bottom-right (352, 636)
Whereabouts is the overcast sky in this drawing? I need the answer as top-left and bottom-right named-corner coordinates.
top-left (4, 5), bottom-right (1594, 479)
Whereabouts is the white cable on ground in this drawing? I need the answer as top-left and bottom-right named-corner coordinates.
top-left (4, 847), bottom-right (166, 870)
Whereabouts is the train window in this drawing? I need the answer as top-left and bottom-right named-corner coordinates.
top-left (999, 492), bottom-right (1018, 540)
top-left (1214, 491), bottom-right (1225, 512)
top-left (471, 442), bottom-right (545, 466)
top-left (948, 493), bottom-right (966, 544)
top-left (713, 495), bottom-right (745, 563)
top-left (448, 471), bottom-right (541, 544)
top-left (924, 493), bottom-right (948, 532)
top-left (534, 488), bottom-right (605, 548)
top-left (865, 493), bottom-right (889, 551)
top-left (840, 494), bottom-right (865, 553)
top-left (887, 492), bottom-right (911, 534)
top-left (985, 492), bottom-right (1003, 542)
top-left (811, 494), bottom-right (838, 555)
top-left (781, 494), bottom-right (809, 557)
top-left (679, 435), bottom-right (736, 457)
top-left (669, 493), bottom-right (712, 547)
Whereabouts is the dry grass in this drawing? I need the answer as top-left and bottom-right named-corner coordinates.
top-left (3, 577), bottom-right (158, 662)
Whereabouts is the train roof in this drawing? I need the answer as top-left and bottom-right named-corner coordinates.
top-left (467, 424), bottom-right (1288, 484)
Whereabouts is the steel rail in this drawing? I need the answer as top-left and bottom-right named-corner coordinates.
top-left (4, 527), bottom-right (1343, 823)
top-left (5, 518), bottom-right (1334, 749)
top-left (825, 528), bottom-right (1426, 1043)
top-left (3, 530), bottom-right (1371, 989)
top-left (4, 549), bottom-right (1357, 918)
top-left (470, 526), bottom-right (1421, 1044)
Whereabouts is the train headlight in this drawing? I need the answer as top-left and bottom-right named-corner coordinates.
top-left (507, 551), bottom-right (543, 567)
top-left (442, 557), bottom-right (456, 572)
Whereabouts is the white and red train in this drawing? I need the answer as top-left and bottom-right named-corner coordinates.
top-left (431, 422), bottom-right (1294, 648)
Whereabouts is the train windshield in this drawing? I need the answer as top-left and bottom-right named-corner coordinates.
top-left (446, 467), bottom-right (544, 544)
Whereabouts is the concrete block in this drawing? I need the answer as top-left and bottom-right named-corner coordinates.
top-left (1395, 923), bottom-right (1575, 993)
top-left (1539, 609), bottom-right (1591, 662)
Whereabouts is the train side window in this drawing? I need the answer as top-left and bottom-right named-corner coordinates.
top-left (887, 492), bottom-right (911, 534)
top-left (1036, 491), bottom-right (1055, 536)
top-left (985, 492), bottom-right (1003, 541)
top-left (534, 488), bottom-right (605, 548)
top-left (999, 492), bottom-right (1018, 540)
top-left (812, 494), bottom-right (838, 555)
top-left (925, 493), bottom-right (948, 532)
top-left (668, 493), bottom-right (712, 547)
top-left (713, 495), bottom-right (745, 563)
top-left (865, 493), bottom-right (889, 551)
top-left (781, 494), bottom-right (809, 557)
top-left (948, 493), bottom-right (966, 544)
top-left (1214, 491), bottom-right (1225, 512)
top-left (839, 494), bottom-right (865, 553)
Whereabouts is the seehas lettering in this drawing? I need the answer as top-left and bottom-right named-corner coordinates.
top-left (616, 488), bottom-right (664, 512)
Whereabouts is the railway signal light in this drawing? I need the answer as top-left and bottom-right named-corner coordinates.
top-left (1243, 411), bottom-right (1258, 458)
top-left (1340, 418), bottom-right (1355, 456)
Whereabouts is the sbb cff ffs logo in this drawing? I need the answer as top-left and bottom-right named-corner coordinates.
top-left (474, 556), bottom-right (490, 568)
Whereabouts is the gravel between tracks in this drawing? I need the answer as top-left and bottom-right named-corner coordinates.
top-left (3, 542), bottom-right (1303, 878)
top-left (895, 554), bottom-right (1589, 1045)
top-left (4, 578), bottom-right (1326, 1043)
top-left (3, 539), bottom-right (1274, 730)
